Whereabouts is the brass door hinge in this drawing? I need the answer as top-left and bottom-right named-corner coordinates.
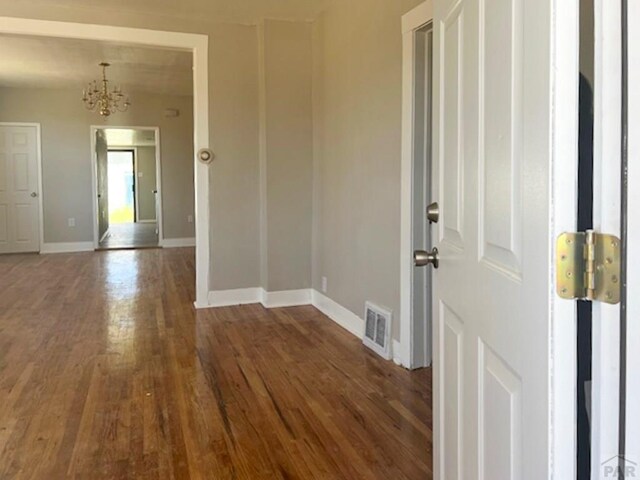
top-left (556, 230), bottom-right (621, 304)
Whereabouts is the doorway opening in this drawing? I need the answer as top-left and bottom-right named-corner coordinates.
top-left (0, 17), bottom-right (211, 306)
top-left (94, 127), bottom-right (162, 250)
top-left (107, 150), bottom-right (135, 225)
top-left (400, 4), bottom-right (434, 370)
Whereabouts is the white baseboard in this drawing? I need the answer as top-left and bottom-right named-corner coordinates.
top-left (261, 288), bottom-right (311, 308)
top-left (205, 287), bottom-right (312, 308)
top-left (202, 287), bottom-right (365, 341)
top-left (311, 290), bottom-right (364, 339)
top-left (40, 242), bottom-right (94, 254)
top-left (392, 339), bottom-right (403, 366)
top-left (207, 288), bottom-right (263, 307)
top-left (162, 237), bottom-right (195, 248)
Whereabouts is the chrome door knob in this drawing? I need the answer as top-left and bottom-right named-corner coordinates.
top-left (30, 192), bottom-right (38, 198)
top-left (414, 247), bottom-right (439, 269)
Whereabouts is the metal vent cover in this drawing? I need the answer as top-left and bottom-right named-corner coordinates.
top-left (363, 302), bottom-right (392, 360)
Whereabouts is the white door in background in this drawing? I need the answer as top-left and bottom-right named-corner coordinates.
top-left (431, 0), bottom-right (577, 478)
top-left (0, 125), bottom-right (40, 254)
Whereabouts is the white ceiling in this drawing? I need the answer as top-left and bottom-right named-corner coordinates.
top-left (0, 34), bottom-right (193, 96)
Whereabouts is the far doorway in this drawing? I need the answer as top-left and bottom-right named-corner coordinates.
top-left (93, 127), bottom-right (162, 250)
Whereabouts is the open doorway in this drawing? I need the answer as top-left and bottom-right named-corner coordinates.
top-left (0, 18), bottom-right (211, 305)
top-left (94, 127), bottom-right (162, 250)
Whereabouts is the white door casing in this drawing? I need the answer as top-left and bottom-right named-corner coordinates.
top-left (431, 0), bottom-right (578, 479)
top-left (0, 125), bottom-right (41, 254)
top-left (590, 0), bottom-right (623, 475)
top-left (625, 0), bottom-right (639, 471)
top-left (400, 1), bottom-right (435, 370)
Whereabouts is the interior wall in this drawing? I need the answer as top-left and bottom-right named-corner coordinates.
top-left (0, 87), bottom-right (194, 242)
top-left (0, 4), bottom-right (264, 293)
top-left (260, 19), bottom-right (313, 292)
top-left (95, 129), bottom-right (109, 240)
top-left (135, 146), bottom-right (157, 222)
top-left (209, 24), bottom-right (261, 290)
top-left (312, 0), bottom-right (423, 340)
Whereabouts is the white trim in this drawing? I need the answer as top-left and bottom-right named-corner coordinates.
top-left (626, 0), bottom-right (640, 464)
top-left (311, 290), bottom-right (364, 339)
top-left (206, 288), bottom-right (263, 307)
top-left (590, 0), bottom-right (622, 472)
top-left (203, 288), bottom-right (312, 309)
top-left (162, 237), bottom-right (195, 248)
top-left (550, 0), bottom-right (580, 477)
top-left (261, 289), bottom-right (311, 308)
top-left (402, 1), bottom-right (433, 34)
top-left (392, 339), bottom-right (403, 366)
top-left (0, 16), bottom-right (211, 309)
top-left (41, 241), bottom-right (94, 254)
top-left (0, 122), bottom-right (43, 253)
top-left (399, 2), bottom-right (434, 370)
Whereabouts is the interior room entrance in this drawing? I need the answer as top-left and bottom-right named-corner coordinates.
top-left (95, 127), bottom-right (161, 250)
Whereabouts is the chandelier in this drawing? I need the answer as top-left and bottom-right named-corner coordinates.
top-left (82, 62), bottom-right (131, 117)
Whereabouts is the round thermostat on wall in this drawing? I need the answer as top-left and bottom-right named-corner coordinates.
top-left (198, 148), bottom-right (215, 165)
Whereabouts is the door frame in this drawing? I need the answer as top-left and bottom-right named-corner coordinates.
top-left (625, 0), bottom-right (639, 469)
top-left (399, 1), bottom-right (434, 370)
top-left (0, 16), bottom-right (210, 306)
top-left (399, 1), bottom-right (579, 477)
top-left (90, 126), bottom-right (163, 247)
top-left (0, 122), bottom-right (44, 253)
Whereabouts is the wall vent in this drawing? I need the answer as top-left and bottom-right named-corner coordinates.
top-left (363, 302), bottom-right (392, 360)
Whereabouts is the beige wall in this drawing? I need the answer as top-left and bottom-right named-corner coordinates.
top-left (135, 146), bottom-right (157, 222)
top-left (260, 19), bottom-right (314, 291)
top-left (0, 1), bottom-right (425, 331)
top-left (0, 87), bottom-right (194, 242)
top-left (208, 24), bottom-right (261, 290)
top-left (312, 0), bottom-right (423, 339)
top-left (0, 4), bottom-right (265, 292)
top-left (95, 130), bottom-right (109, 240)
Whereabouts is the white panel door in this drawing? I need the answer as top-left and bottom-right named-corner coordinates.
top-left (431, 0), bottom-right (576, 478)
top-left (0, 125), bottom-right (40, 254)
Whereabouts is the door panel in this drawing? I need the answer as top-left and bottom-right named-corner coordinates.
top-left (440, 2), bottom-right (464, 249)
top-left (0, 126), bottom-right (40, 254)
top-left (432, 0), bottom-right (563, 477)
top-left (479, 0), bottom-right (523, 276)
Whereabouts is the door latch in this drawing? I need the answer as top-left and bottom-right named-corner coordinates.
top-left (556, 230), bottom-right (621, 304)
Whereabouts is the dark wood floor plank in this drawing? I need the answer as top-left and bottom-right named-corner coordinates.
top-left (0, 248), bottom-right (432, 479)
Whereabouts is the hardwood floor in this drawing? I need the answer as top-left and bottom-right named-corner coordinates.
top-left (98, 223), bottom-right (159, 250)
top-left (0, 248), bottom-right (432, 479)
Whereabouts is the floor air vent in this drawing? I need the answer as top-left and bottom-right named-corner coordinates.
top-left (363, 302), bottom-right (392, 360)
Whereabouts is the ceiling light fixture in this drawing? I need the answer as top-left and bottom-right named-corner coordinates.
top-left (82, 62), bottom-right (131, 117)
